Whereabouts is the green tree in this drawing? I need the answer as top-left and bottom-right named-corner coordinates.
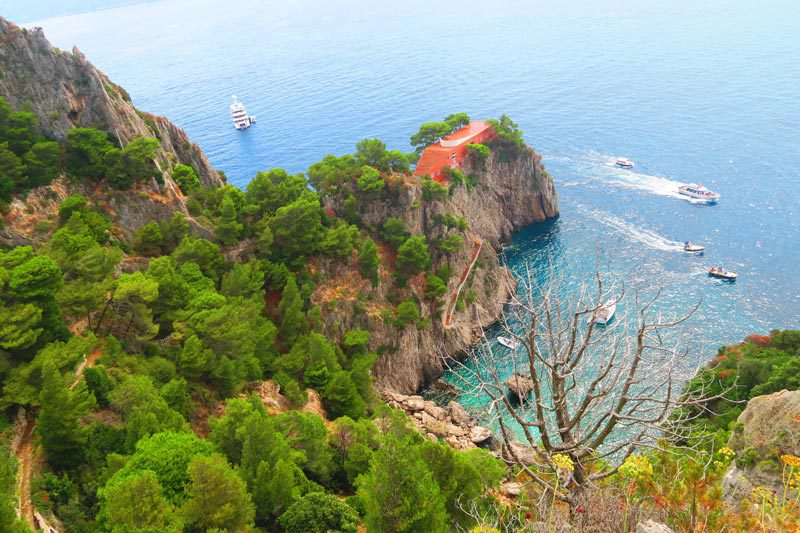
top-left (133, 221), bottom-right (164, 256)
top-left (358, 236), bottom-right (380, 287)
top-left (387, 149), bottom-right (412, 173)
top-left (121, 137), bottom-right (160, 183)
top-left (269, 195), bottom-right (325, 259)
top-left (424, 274), bottom-right (447, 301)
top-left (396, 300), bottom-right (420, 326)
top-left (178, 334), bottom-right (214, 379)
top-left (215, 191), bottom-right (243, 245)
top-left (38, 361), bottom-right (96, 470)
top-left (486, 114), bottom-right (525, 158)
top-left (396, 236), bottom-right (431, 279)
top-left (181, 454), bottom-right (255, 532)
top-left (421, 178), bottom-right (448, 201)
top-left (64, 128), bottom-right (114, 180)
top-left (323, 370), bottom-right (366, 419)
top-left (100, 470), bottom-right (180, 532)
top-left (220, 260), bottom-right (265, 300)
top-left (355, 138), bottom-right (390, 171)
top-left (160, 212), bottom-right (189, 254)
top-left (356, 165), bottom-right (385, 193)
top-left (278, 276), bottom-right (305, 347)
top-left (246, 168), bottom-right (308, 216)
top-left (410, 122), bottom-right (451, 153)
top-left (382, 216), bottom-right (406, 245)
top-left (58, 195), bottom-right (88, 222)
top-left (0, 143), bottom-right (24, 199)
top-left (110, 272), bottom-right (159, 342)
top-left (172, 163), bottom-right (200, 192)
top-left (321, 223), bottom-right (358, 257)
top-left (23, 141), bottom-right (62, 188)
top-left (444, 112), bottom-right (470, 131)
top-left (173, 236), bottom-right (226, 281)
top-left (279, 492), bottom-right (360, 533)
top-left (358, 435), bottom-right (448, 533)
top-left (437, 233), bottom-right (464, 255)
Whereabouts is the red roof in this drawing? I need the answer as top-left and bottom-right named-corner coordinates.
top-left (413, 121), bottom-right (493, 181)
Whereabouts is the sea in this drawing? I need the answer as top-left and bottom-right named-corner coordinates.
top-left (17, 0), bottom-right (800, 409)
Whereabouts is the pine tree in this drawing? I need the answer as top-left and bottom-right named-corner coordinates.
top-left (278, 276), bottom-right (304, 346)
top-left (358, 236), bottom-right (380, 287)
top-left (38, 360), bottom-right (96, 470)
top-left (215, 193), bottom-right (243, 245)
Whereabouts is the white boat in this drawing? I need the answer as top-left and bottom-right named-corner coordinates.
top-left (708, 267), bottom-right (737, 281)
top-left (678, 184), bottom-right (719, 203)
top-left (230, 95), bottom-right (256, 130)
top-left (497, 336), bottom-right (520, 349)
top-left (590, 301), bottom-right (617, 325)
top-left (683, 241), bottom-right (705, 253)
top-left (615, 158), bottom-right (635, 168)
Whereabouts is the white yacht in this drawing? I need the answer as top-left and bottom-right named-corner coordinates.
top-left (497, 336), bottom-right (520, 349)
top-left (590, 301), bottom-right (617, 325)
top-left (678, 184), bottom-right (719, 203)
top-left (230, 95), bottom-right (256, 130)
top-left (615, 158), bottom-right (635, 168)
top-left (683, 241), bottom-right (706, 253)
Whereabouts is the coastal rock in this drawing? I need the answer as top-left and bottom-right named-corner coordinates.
top-left (500, 442), bottom-right (538, 466)
top-left (505, 373), bottom-right (534, 402)
top-left (469, 425), bottom-right (492, 444)
top-left (321, 144), bottom-right (558, 395)
top-left (729, 389), bottom-right (800, 457)
top-left (405, 396), bottom-right (426, 412)
top-left (447, 401), bottom-right (471, 426)
top-left (423, 403), bottom-right (446, 420)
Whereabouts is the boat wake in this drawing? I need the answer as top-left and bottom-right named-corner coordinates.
top-left (565, 152), bottom-right (709, 203)
top-left (583, 208), bottom-right (685, 252)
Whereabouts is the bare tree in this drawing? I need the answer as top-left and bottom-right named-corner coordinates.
top-left (446, 261), bottom-right (725, 516)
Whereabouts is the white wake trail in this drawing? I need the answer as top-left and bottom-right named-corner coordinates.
top-left (582, 208), bottom-right (685, 252)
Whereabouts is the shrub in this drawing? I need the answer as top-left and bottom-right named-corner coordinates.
top-left (396, 301), bottom-right (420, 326)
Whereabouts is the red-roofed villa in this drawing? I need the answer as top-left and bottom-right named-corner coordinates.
top-left (413, 120), bottom-right (494, 183)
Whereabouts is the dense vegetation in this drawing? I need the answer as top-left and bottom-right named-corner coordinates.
top-left (0, 100), bottom-right (519, 532)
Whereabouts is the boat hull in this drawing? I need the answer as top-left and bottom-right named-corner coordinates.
top-left (708, 270), bottom-right (737, 280)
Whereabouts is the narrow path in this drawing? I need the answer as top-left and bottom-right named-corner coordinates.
top-left (444, 238), bottom-right (483, 327)
top-left (71, 345), bottom-right (102, 390)
top-left (14, 414), bottom-right (36, 529)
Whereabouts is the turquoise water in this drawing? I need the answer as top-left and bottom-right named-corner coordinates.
top-left (27, 1), bottom-right (800, 401)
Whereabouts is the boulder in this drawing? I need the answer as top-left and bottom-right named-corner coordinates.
top-left (729, 389), bottom-right (800, 457)
top-left (423, 402), bottom-right (446, 420)
top-left (426, 433), bottom-right (438, 442)
top-left (500, 442), bottom-right (537, 466)
top-left (469, 425), bottom-right (493, 444)
top-left (505, 373), bottom-right (534, 402)
top-left (500, 481), bottom-right (522, 497)
top-left (447, 401), bottom-right (471, 426)
top-left (405, 395), bottom-right (426, 412)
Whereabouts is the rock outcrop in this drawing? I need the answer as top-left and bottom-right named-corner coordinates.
top-left (723, 389), bottom-right (800, 506)
top-left (319, 148), bottom-right (558, 394)
top-left (384, 391), bottom-right (494, 450)
top-left (505, 373), bottom-right (534, 402)
top-left (0, 17), bottom-right (220, 188)
top-left (0, 17), bottom-right (222, 245)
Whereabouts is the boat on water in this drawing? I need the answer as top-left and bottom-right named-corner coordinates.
top-left (230, 95), bottom-right (256, 130)
top-left (615, 158), bottom-right (635, 168)
top-left (678, 184), bottom-right (719, 203)
top-left (590, 301), bottom-right (617, 325)
top-left (497, 336), bottom-right (520, 349)
top-left (708, 267), bottom-right (737, 280)
top-left (684, 241), bottom-right (705, 253)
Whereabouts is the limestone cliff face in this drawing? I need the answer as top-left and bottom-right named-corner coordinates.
top-left (0, 17), bottom-right (222, 244)
top-left (0, 18), bottom-right (220, 188)
top-left (317, 148), bottom-right (559, 394)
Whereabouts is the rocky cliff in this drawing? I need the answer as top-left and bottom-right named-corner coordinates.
top-left (0, 17), bottom-right (222, 245)
top-left (317, 148), bottom-right (559, 393)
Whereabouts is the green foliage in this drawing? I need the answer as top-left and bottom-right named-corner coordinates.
top-left (421, 177), bottom-right (448, 201)
top-left (246, 168), bottom-right (309, 217)
top-left (133, 221), bottom-right (164, 256)
top-left (181, 454), bottom-right (255, 531)
top-left (381, 216), bottom-right (407, 246)
top-left (121, 137), bottom-right (160, 184)
top-left (358, 236), bottom-right (380, 287)
top-left (279, 275), bottom-right (305, 347)
top-left (100, 470), bottom-right (180, 532)
top-left (356, 165), bottom-right (385, 193)
top-left (58, 195), bottom-right (88, 222)
top-left (38, 360), bottom-right (96, 470)
top-left (396, 300), bottom-right (420, 327)
top-left (321, 222), bottom-right (359, 258)
top-left (433, 213), bottom-right (469, 231)
top-left (279, 492), bottom-right (360, 533)
top-left (396, 235), bottom-right (431, 279)
top-left (64, 128), bottom-right (114, 180)
top-left (172, 163), bottom-right (200, 192)
top-left (486, 114), bottom-right (525, 158)
top-left (358, 434), bottom-right (448, 532)
top-left (269, 195), bottom-right (325, 259)
top-left (323, 370), bottom-right (366, 419)
top-left (307, 154), bottom-right (361, 193)
top-left (215, 190), bottom-right (243, 245)
top-left (173, 235), bottom-right (226, 281)
top-left (467, 142), bottom-right (490, 160)
top-left (436, 233), bottom-right (464, 255)
top-left (410, 113), bottom-right (470, 153)
top-left (355, 138), bottom-right (390, 172)
top-left (424, 274), bottom-right (447, 300)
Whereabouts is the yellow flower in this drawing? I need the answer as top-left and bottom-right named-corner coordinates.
top-left (719, 446), bottom-right (735, 458)
top-left (780, 454), bottom-right (800, 467)
top-left (751, 486), bottom-right (775, 506)
top-left (552, 453), bottom-right (574, 472)
top-left (619, 455), bottom-right (654, 479)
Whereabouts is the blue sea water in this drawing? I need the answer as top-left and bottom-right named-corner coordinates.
top-left (24, 0), bottom-right (800, 399)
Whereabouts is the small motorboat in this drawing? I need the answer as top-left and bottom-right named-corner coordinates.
top-left (683, 241), bottom-right (705, 253)
top-left (590, 301), bottom-right (617, 325)
top-left (497, 336), bottom-right (520, 349)
top-left (708, 267), bottom-right (737, 281)
top-left (615, 158), bottom-right (635, 168)
top-left (678, 184), bottom-right (720, 203)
